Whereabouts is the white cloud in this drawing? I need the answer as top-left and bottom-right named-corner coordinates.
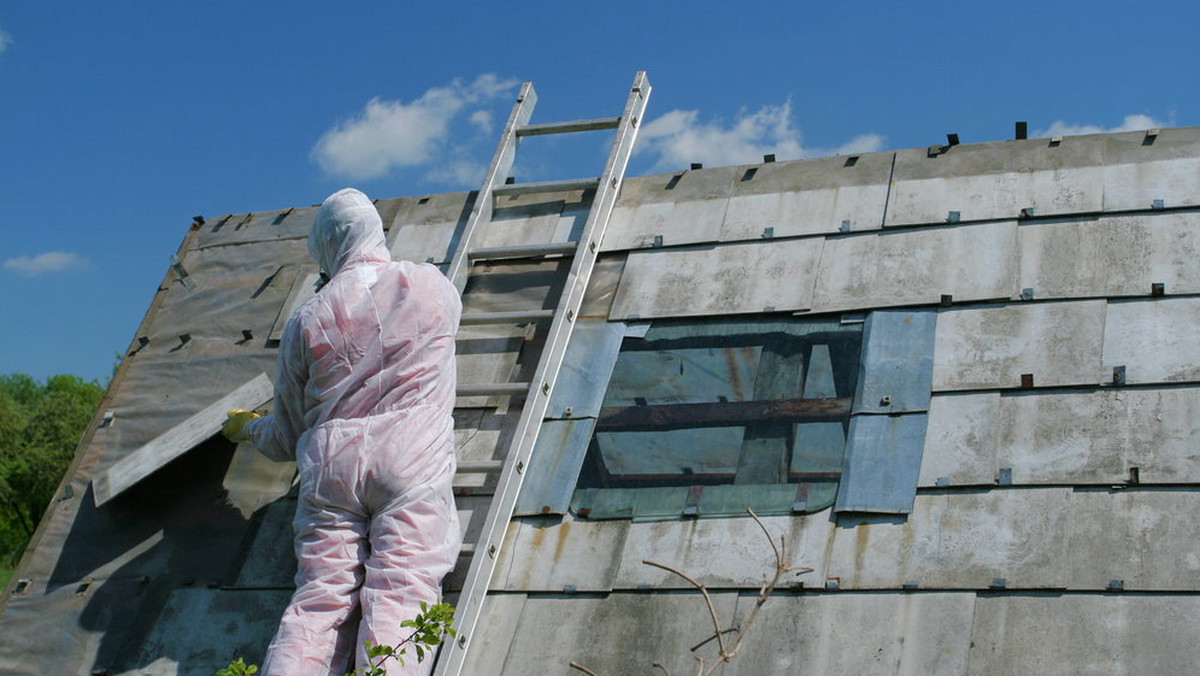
top-left (637, 101), bottom-right (884, 172)
top-left (1035, 114), bottom-right (1168, 138)
top-left (0, 25), bottom-right (11, 55)
top-left (311, 74), bottom-right (518, 181)
top-left (424, 159), bottom-right (486, 186)
top-left (4, 251), bottom-right (87, 276)
top-left (468, 110), bottom-right (493, 135)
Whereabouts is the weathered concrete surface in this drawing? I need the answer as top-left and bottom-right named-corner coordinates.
top-left (1104, 297), bottom-right (1200, 384)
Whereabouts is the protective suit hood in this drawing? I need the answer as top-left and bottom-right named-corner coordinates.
top-left (308, 188), bottom-right (390, 277)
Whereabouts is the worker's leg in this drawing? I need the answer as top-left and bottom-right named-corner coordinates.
top-left (356, 466), bottom-right (460, 675)
top-left (262, 429), bottom-right (369, 676)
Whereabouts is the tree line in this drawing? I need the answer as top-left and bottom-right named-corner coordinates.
top-left (0, 373), bottom-right (104, 576)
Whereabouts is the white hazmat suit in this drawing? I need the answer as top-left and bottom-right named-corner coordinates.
top-left (248, 188), bottom-right (461, 675)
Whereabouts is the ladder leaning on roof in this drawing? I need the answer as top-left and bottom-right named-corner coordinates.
top-left (435, 71), bottom-right (651, 675)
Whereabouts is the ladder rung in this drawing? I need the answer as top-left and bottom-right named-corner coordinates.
top-left (456, 382), bottom-right (530, 397)
top-left (457, 460), bottom-right (504, 473)
top-left (492, 178), bottom-right (600, 198)
top-left (516, 117), bottom-right (621, 137)
top-left (468, 242), bottom-right (578, 261)
top-left (460, 310), bottom-right (555, 326)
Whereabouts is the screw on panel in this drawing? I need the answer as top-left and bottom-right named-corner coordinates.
top-left (690, 163), bottom-right (703, 170)
top-left (1019, 207), bottom-right (1036, 219)
top-left (1015, 122), bottom-right (1028, 140)
top-left (1020, 287), bottom-right (1035, 301)
top-left (1152, 199), bottom-right (1165, 210)
top-left (516, 460), bottom-right (525, 474)
top-left (541, 382), bottom-right (550, 395)
top-left (989, 578), bottom-right (1007, 590)
top-left (997, 468), bottom-right (1013, 486)
top-left (1020, 373), bottom-right (1034, 389)
top-left (1112, 366), bottom-right (1126, 386)
top-left (763, 153), bottom-right (776, 163)
top-left (487, 544), bottom-right (497, 558)
top-left (458, 634), bottom-right (468, 647)
top-left (563, 585), bottom-right (577, 593)
top-left (1107, 579), bottom-right (1125, 591)
top-left (100, 411), bottom-right (115, 428)
top-left (936, 477), bottom-right (950, 487)
top-left (13, 578), bottom-right (30, 594)
top-left (903, 580), bottom-right (920, 590)
top-left (879, 395), bottom-right (892, 407)
top-left (504, 176), bottom-right (515, 184)
top-left (1143, 129), bottom-right (1159, 145)
top-left (742, 168), bottom-right (758, 182)
top-left (824, 578), bottom-right (841, 591)
top-left (177, 333), bottom-right (192, 347)
top-left (840, 220), bottom-right (851, 232)
top-left (191, 215), bottom-right (206, 229)
top-left (1128, 466), bottom-right (1140, 485)
top-left (947, 211), bottom-right (961, 224)
top-left (946, 133), bottom-right (960, 146)
top-left (1049, 135), bottom-right (1063, 147)
top-left (940, 294), bottom-right (954, 307)
top-left (844, 156), bottom-right (859, 167)
top-left (762, 226), bottom-right (774, 239)
top-left (652, 235), bottom-right (663, 248)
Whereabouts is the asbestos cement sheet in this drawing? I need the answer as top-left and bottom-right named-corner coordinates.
top-left (726, 592), bottom-right (974, 676)
top-left (458, 593), bottom-right (527, 676)
top-left (612, 511), bottom-right (835, 590)
top-left (885, 138), bottom-right (1104, 227)
top-left (93, 373), bottom-right (274, 506)
top-left (386, 191), bottom-right (474, 264)
top-left (932, 300), bottom-right (1106, 391)
top-left (834, 414), bottom-right (928, 514)
top-left (826, 488), bottom-right (1071, 589)
top-left (1102, 127), bottom-right (1200, 211)
top-left (193, 206), bottom-right (319, 249)
top-left (603, 167), bottom-right (737, 251)
top-left (609, 238), bottom-right (824, 320)
top-left (124, 587), bottom-right (292, 676)
top-left (968, 594), bottom-right (1200, 675)
top-left (495, 591), bottom-right (739, 675)
top-left (997, 387), bottom-right (1200, 484)
top-left (721, 152), bottom-right (892, 240)
top-left (852, 311), bottom-right (938, 415)
top-left (918, 393), bottom-right (1000, 487)
top-left (1068, 488), bottom-right (1200, 590)
top-left (812, 222), bottom-right (1018, 313)
top-left (1019, 212), bottom-right (1200, 300)
top-left (1103, 297), bottom-right (1200, 384)
top-left (490, 516), bottom-right (629, 592)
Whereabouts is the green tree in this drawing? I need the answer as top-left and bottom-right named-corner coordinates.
top-left (0, 373), bottom-right (104, 571)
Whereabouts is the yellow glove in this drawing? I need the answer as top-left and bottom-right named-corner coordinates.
top-left (222, 409), bottom-right (261, 443)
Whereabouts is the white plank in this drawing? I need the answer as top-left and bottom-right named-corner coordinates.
top-left (93, 373), bottom-right (274, 505)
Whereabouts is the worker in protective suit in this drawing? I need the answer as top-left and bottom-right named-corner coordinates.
top-left (223, 188), bottom-right (461, 676)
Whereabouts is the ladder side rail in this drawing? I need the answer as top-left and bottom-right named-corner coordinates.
top-left (436, 71), bottom-right (651, 676)
top-left (445, 82), bottom-right (538, 293)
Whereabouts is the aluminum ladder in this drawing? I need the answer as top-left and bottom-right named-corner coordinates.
top-left (436, 71), bottom-right (651, 675)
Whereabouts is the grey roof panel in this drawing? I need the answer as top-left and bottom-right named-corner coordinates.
top-left (812, 221), bottom-right (1018, 314)
top-left (726, 592), bottom-right (974, 676)
top-left (968, 594), bottom-right (1200, 675)
top-left (919, 393), bottom-right (1000, 487)
top-left (933, 300), bottom-right (1106, 390)
top-left (544, 319), bottom-right (625, 419)
top-left (490, 516), bottom-right (628, 592)
top-left (1019, 212), bottom-right (1200, 300)
top-left (386, 191), bottom-right (474, 264)
top-left (609, 238), bottom-right (824, 320)
top-left (459, 592), bottom-right (526, 676)
top-left (604, 167), bottom-right (737, 251)
top-left (1104, 297), bottom-right (1200, 384)
top-left (885, 137), bottom-right (1105, 226)
top-left (613, 511), bottom-right (834, 590)
top-left (1068, 488), bottom-right (1200, 590)
top-left (827, 488), bottom-right (1071, 589)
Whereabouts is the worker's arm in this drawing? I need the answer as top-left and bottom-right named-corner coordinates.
top-left (247, 312), bottom-right (312, 461)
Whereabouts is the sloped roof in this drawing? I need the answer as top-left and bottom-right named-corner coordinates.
top-left (3, 126), bottom-right (1200, 675)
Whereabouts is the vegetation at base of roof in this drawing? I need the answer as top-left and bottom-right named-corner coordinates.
top-left (0, 373), bottom-right (104, 572)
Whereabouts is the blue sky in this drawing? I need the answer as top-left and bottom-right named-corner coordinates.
top-left (1, 1), bottom-right (1196, 383)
